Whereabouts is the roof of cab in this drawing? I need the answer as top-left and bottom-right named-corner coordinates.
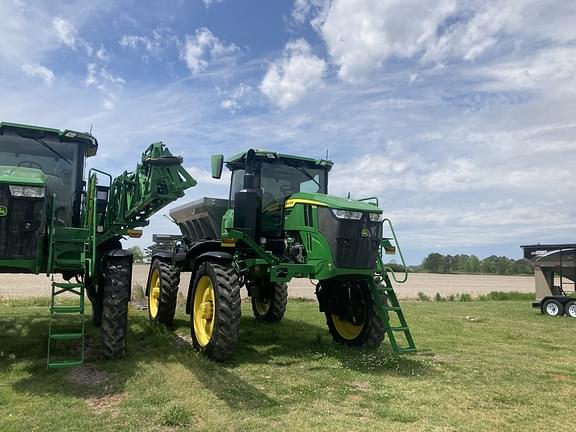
top-left (0, 122), bottom-right (98, 157)
top-left (225, 149), bottom-right (333, 170)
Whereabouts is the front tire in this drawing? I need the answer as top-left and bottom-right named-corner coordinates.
top-left (190, 260), bottom-right (241, 361)
top-left (542, 298), bottom-right (564, 317)
top-left (101, 250), bottom-right (132, 359)
top-left (319, 279), bottom-right (386, 348)
top-left (250, 280), bottom-right (287, 322)
top-left (146, 259), bottom-right (180, 326)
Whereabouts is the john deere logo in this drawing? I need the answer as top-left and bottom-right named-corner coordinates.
top-left (360, 228), bottom-right (369, 238)
top-left (0, 206), bottom-right (7, 217)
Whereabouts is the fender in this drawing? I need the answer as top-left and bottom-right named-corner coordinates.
top-left (185, 250), bottom-right (234, 314)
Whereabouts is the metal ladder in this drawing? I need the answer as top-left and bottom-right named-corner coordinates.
top-left (47, 279), bottom-right (85, 368)
top-left (370, 281), bottom-right (416, 353)
top-left (371, 217), bottom-right (416, 353)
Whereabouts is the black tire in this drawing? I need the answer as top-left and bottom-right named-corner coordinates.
top-left (319, 279), bottom-right (386, 348)
top-left (564, 300), bottom-right (576, 318)
top-left (542, 298), bottom-right (564, 317)
top-left (146, 259), bottom-right (180, 326)
top-left (90, 237), bottom-right (123, 327)
top-left (101, 250), bottom-right (132, 359)
top-left (250, 280), bottom-right (288, 322)
top-left (190, 260), bottom-right (241, 361)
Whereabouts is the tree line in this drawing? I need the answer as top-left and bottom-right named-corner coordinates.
top-left (419, 253), bottom-right (532, 275)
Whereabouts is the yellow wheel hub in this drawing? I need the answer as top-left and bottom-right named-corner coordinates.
top-left (148, 269), bottom-right (160, 319)
top-left (193, 275), bottom-right (215, 347)
top-left (254, 299), bottom-right (270, 315)
top-left (332, 314), bottom-right (364, 340)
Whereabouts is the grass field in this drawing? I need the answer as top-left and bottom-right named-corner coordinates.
top-left (1, 298), bottom-right (575, 431)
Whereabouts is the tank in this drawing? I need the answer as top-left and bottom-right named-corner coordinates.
top-left (170, 197), bottom-right (228, 241)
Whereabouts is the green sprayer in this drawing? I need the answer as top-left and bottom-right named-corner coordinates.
top-left (146, 149), bottom-right (415, 360)
top-left (0, 122), bottom-right (195, 367)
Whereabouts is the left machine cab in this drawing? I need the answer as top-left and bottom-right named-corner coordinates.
top-left (0, 122), bottom-right (97, 273)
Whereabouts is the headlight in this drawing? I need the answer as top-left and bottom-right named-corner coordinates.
top-left (331, 209), bottom-right (362, 220)
top-left (369, 212), bottom-right (384, 222)
top-left (9, 185), bottom-right (45, 198)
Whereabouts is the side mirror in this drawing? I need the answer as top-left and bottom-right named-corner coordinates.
top-left (211, 154), bottom-right (224, 179)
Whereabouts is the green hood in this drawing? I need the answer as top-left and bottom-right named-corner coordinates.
top-left (286, 192), bottom-right (382, 213)
top-left (0, 165), bottom-right (47, 186)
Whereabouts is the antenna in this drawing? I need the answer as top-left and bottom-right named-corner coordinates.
top-left (89, 124), bottom-right (93, 135)
top-left (325, 149), bottom-right (329, 160)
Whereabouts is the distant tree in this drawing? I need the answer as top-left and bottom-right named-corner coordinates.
top-left (422, 253), bottom-right (445, 273)
top-left (129, 246), bottom-right (145, 264)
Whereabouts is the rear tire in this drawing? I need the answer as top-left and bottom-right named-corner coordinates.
top-left (146, 259), bottom-right (180, 326)
top-left (542, 298), bottom-right (564, 317)
top-left (565, 300), bottom-right (576, 318)
top-left (101, 250), bottom-right (132, 359)
top-left (250, 280), bottom-right (287, 322)
top-left (190, 260), bottom-right (241, 361)
top-left (319, 279), bottom-right (386, 348)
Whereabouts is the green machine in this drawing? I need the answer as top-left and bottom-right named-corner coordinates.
top-left (0, 122), bottom-right (195, 367)
top-left (146, 149), bottom-right (415, 361)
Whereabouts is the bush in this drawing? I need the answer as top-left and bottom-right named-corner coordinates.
top-left (417, 292), bottom-right (431, 302)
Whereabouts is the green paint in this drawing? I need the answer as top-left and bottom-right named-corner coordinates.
top-left (0, 165), bottom-right (47, 186)
top-left (0, 206), bottom-right (6, 217)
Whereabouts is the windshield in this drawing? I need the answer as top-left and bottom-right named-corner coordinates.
top-left (260, 161), bottom-right (327, 208)
top-left (0, 134), bottom-right (83, 226)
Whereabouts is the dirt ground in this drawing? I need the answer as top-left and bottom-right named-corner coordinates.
top-left (0, 264), bottom-right (534, 299)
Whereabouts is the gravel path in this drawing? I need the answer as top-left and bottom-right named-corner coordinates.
top-left (0, 264), bottom-right (534, 300)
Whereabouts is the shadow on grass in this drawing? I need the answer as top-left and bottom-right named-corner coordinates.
top-left (2, 302), bottom-right (433, 413)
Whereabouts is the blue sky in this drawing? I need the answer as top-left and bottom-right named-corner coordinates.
top-left (2, 0), bottom-right (576, 264)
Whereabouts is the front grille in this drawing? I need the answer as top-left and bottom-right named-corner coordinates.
top-left (317, 207), bottom-right (382, 269)
top-left (0, 184), bottom-right (46, 259)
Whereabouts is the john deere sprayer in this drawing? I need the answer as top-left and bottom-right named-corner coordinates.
top-left (0, 122), bottom-right (195, 367)
top-left (146, 149), bottom-right (415, 360)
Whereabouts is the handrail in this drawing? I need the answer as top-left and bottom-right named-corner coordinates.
top-left (382, 218), bottom-right (408, 284)
top-left (358, 196), bottom-right (379, 206)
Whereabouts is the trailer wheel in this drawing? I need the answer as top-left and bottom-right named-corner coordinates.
top-left (146, 259), bottom-right (180, 326)
top-left (101, 251), bottom-right (132, 358)
top-left (565, 300), bottom-right (576, 318)
top-left (542, 298), bottom-right (564, 317)
top-left (190, 260), bottom-right (241, 361)
top-left (251, 281), bottom-right (287, 322)
top-left (321, 279), bottom-right (386, 348)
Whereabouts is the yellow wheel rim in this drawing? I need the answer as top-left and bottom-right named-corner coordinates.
top-left (193, 275), bottom-right (215, 347)
top-left (254, 299), bottom-right (270, 315)
top-left (148, 269), bottom-right (160, 319)
top-left (332, 314), bottom-right (364, 340)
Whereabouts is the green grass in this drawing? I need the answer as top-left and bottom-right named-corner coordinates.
top-left (1, 298), bottom-right (575, 431)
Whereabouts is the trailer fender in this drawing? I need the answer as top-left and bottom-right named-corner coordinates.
top-left (185, 251), bottom-right (234, 314)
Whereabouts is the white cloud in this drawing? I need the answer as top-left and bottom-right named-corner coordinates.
top-left (260, 38), bottom-right (326, 109)
top-left (21, 63), bottom-right (55, 86)
top-left (201, 0), bottom-right (225, 7)
top-left (182, 28), bottom-right (239, 74)
top-left (53, 16), bottom-right (77, 48)
top-left (220, 83), bottom-right (253, 112)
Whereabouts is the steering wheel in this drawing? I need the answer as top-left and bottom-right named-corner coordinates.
top-left (18, 161), bottom-right (42, 170)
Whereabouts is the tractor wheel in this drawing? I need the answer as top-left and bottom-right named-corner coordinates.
top-left (251, 281), bottom-right (288, 322)
top-left (322, 279), bottom-right (386, 348)
top-left (564, 300), bottom-right (576, 318)
top-left (101, 251), bottom-right (132, 359)
top-left (190, 260), bottom-right (241, 361)
top-left (542, 298), bottom-right (564, 317)
top-left (146, 259), bottom-right (180, 326)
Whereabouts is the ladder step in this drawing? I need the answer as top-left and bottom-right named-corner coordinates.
top-left (51, 306), bottom-right (84, 314)
top-left (395, 347), bottom-right (417, 353)
top-left (390, 326), bottom-right (409, 331)
top-left (50, 333), bottom-right (83, 341)
top-left (382, 306), bottom-right (402, 311)
top-left (47, 360), bottom-right (84, 369)
top-left (52, 283), bottom-right (83, 289)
